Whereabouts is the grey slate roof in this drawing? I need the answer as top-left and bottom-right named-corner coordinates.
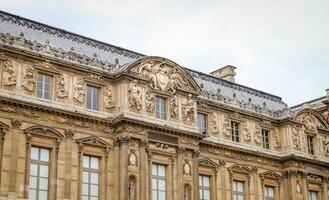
top-left (0, 10), bottom-right (291, 119)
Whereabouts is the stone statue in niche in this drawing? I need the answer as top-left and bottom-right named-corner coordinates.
top-left (170, 96), bottom-right (178, 119)
top-left (292, 125), bottom-right (301, 150)
top-left (2, 60), bottom-right (16, 86)
top-left (129, 181), bottom-right (135, 200)
top-left (104, 86), bottom-right (115, 109)
top-left (273, 131), bottom-right (281, 148)
top-left (56, 74), bottom-right (68, 98)
top-left (73, 78), bottom-right (85, 104)
top-left (145, 91), bottom-right (154, 113)
top-left (254, 125), bottom-right (262, 144)
top-left (128, 80), bottom-right (142, 110)
top-left (184, 187), bottom-right (190, 200)
top-left (182, 94), bottom-right (194, 122)
top-left (22, 66), bottom-right (36, 92)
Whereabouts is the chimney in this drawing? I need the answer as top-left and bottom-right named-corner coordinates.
top-left (210, 65), bottom-right (237, 83)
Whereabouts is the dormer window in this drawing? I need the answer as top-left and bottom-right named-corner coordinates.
top-left (155, 96), bottom-right (166, 120)
top-left (197, 113), bottom-right (207, 135)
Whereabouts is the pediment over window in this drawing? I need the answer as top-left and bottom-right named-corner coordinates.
top-left (295, 109), bottom-right (328, 131)
top-left (76, 135), bottom-right (110, 148)
top-left (25, 126), bottom-right (63, 139)
top-left (126, 56), bottom-right (201, 95)
top-left (228, 164), bottom-right (252, 175)
top-left (260, 170), bottom-right (283, 181)
top-left (198, 158), bottom-right (223, 168)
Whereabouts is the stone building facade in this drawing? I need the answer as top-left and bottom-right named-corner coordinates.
top-left (0, 10), bottom-right (328, 200)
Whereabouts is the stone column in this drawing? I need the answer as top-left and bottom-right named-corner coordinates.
top-left (301, 173), bottom-right (308, 200)
top-left (192, 150), bottom-right (200, 200)
top-left (323, 177), bottom-right (329, 200)
top-left (139, 140), bottom-right (147, 199)
top-left (177, 147), bottom-right (185, 200)
top-left (64, 131), bottom-right (74, 200)
top-left (8, 125), bottom-right (20, 198)
top-left (113, 140), bottom-right (120, 200)
top-left (119, 136), bottom-right (129, 200)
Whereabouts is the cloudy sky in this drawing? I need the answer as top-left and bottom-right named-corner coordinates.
top-left (2, 0), bottom-right (328, 106)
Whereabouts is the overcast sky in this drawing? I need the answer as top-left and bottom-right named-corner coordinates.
top-left (2, 0), bottom-right (328, 106)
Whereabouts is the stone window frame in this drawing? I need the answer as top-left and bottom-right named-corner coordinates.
top-left (225, 112), bottom-right (246, 142)
top-left (258, 122), bottom-right (279, 151)
top-left (228, 164), bottom-right (253, 200)
top-left (24, 125), bottom-right (64, 200)
top-left (148, 152), bottom-right (175, 200)
top-left (261, 129), bottom-right (271, 150)
top-left (260, 171), bottom-right (283, 200)
top-left (76, 136), bottom-right (110, 200)
top-left (155, 95), bottom-right (167, 120)
top-left (83, 76), bottom-right (107, 112)
top-left (0, 121), bottom-right (9, 187)
top-left (33, 62), bottom-right (61, 101)
top-left (306, 174), bottom-right (324, 200)
top-left (198, 157), bottom-right (222, 199)
top-left (197, 112), bottom-right (208, 136)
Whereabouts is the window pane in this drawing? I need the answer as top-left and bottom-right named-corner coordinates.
top-left (152, 191), bottom-right (157, 200)
top-left (90, 197), bottom-right (98, 200)
top-left (31, 147), bottom-right (39, 160)
top-left (39, 190), bottom-right (48, 200)
top-left (158, 180), bottom-right (166, 190)
top-left (87, 87), bottom-right (92, 109)
top-left (152, 179), bottom-right (157, 190)
top-left (204, 190), bottom-right (210, 200)
top-left (238, 195), bottom-right (244, 200)
top-left (268, 187), bottom-right (274, 197)
top-left (199, 176), bottom-right (203, 186)
top-left (39, 178), bottom-right (48, 190)
top-left (203, 176), bottom-right (210, 187)
top-left (83, 156), bottom-right (90, 168)
top-left (83, 172), bottom-right (89, 183)
top-left (29, 176), bottom-right (37, 189)
top-left (90, 185), bottom-right (98, 196)
top-left (90, 157), bottom-right (99, 169)
top-left (40, 149), bottom-right (49, 162)
top-left (82, 183), bottom-right (89, 195)
top-left (90, 173), bottom-right (98, 184)
top-left (39, 165), bottom-right (48, 178)
top-left (158, 191), bottom-right (166, 200)
top-left (237, 182), bottom-right (243, 192)
top-left (30, 164), bottom-right (38, 176)
top-left (82, 196), bottom-right (89, 200)
top-left (158, 165), bottom-right (165, 177)
top-left (29, 189), bottom-right (37, 200)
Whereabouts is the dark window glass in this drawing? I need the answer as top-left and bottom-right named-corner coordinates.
top-left (198, 113), bottom-right (207, 135)
top-left (307, 135), bottom-right (315, 155)
top-left (262, 129), bottom-right (270, 149)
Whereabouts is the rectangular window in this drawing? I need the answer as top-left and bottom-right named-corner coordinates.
top-left (198, 113), bottom-right (207, 135)
top-left (309, 191), bottom-right (317, 200)
top-left (264, 186), bottom-right (275, 200)
top-left (152, 164), bottom-right (166, 200)
top-left (155, 96), bottom-right (166, 120)
top-left (82, 156), bottom-right (99, 200)
top-left (36, 73), bottom-right (52, 100)
top-left (307, 135), bottom-right (315, 155)
top-left (233, 180), bottom-right (244, 200)
top-left (86, 86), bottom-right (99, 110)
top-left (29, 147), bottom-right (50, 200)
top-left (262, 129), bottom-right (270, 149)
top-left (231, 122), bottom-right (240, 142)
top-left (199, 175), bottom-right (210, 200)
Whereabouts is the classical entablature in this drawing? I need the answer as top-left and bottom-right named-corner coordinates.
top-left (294, 109), bottom-right (329, 132)
top-left (126, 56), bottom-right (202, 95)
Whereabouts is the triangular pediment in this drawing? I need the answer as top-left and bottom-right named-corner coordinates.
top-left (228, 164), bottom-right (252, 175)
top-left (126, 56), bottom-right (201, 95)
top-left (198, 158), bottom-right (221, 168)
top-left (25, 126), bottom-right (63, 138)
top-left (76, 136), bottom-right (110, 148)
top-left (260, 170), bottom-right (283, 180)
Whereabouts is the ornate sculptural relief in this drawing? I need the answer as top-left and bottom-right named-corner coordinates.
top-left (129, 181), bottom-right (135, 200)
top-left (104, 86), bottom-right (115, 109)
top-left (128, 80), bottom-right (142, 111)
top-left (2, 60), bottom-right (16, 87)
top-left (145, 91), bottom-right (154, 113)
top-left (292, 125), bottom-right (301, 150)
top-left (272, 130), bottom-right (281, 148)
top-left (323, 136), bottom-right (329, 156)
top-left (182, 94), bottom-right (195, 123)
top-left (243, 122), bottom-right (251, 141)
top-left (222, 116), bottom-right (231, 137)
top-left (254, 124), bottom-right (262, 144)
top-left (73, 78), bottom-right (86, 104)
top-left (56, 74), bottom-right (68, 98)
top-left (170, 96), bottom-right (178, 119)
top-left (131, 60), bottom-right (191, 94)
top-left (297, 113), bottom-right (324, 132)
top-left (22, 66), bottom-right (36, 92)
top-left (211, 113), bottom-right (219, 135)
